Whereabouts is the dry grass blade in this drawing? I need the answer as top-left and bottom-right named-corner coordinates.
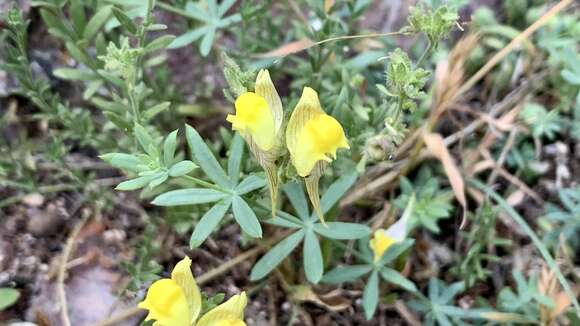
top-left (456, 0), bottom-right (574, 97)
top-left (254, 38), bottom-right (315, 58)
top-left (423, 132), bottom-right (467, 228)
top-left (430, 34), bottom-right (479, 124)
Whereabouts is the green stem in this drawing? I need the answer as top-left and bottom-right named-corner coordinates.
top-left (415, 40), bottom-right (434, 68)
top-left (181, 175), bottom-right (229, 193)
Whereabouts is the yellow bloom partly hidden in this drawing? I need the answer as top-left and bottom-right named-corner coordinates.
top-left (226, 70), bottom-right (283, 217)
top-left (369, 214), bottom-right (409, 262)
top-left (286, 87), bottom-right (349, 222)
top-left (139, 257), bottom-right (247, 326)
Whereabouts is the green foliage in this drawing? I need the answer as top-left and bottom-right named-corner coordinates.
top-left (451, 202), bottom-right (512, 288)
top-left (378, 48), bottom-right (431, 112)
top-left (164, 0), bottom-right (242, 56)
top-left (407, 5), bottom-right (458, 46)
top-left (519, 102), bottom-right (563, 139)
top-left (395, 168), bottom-right (454, 233)
top-left (101, 126), bottom-right (196, 191)
top-left (251, 173), bottom-right (370, 284)
top-left (497, 270), bottom-right (553, 317)
top-left (322, 238), bottom-right (416, 320)
top-left (541, 186), bottom-right (580, 251)
top-left (152, 126), bottom-right (265, 240)
top-left (408, 279), bottom-right (490, 326)
top-left (0, 288), bottom-right (20, 311)
top-left (122, 225), bottom-right (162, 292)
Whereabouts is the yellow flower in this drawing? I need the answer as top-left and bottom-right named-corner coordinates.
top-left (139, 257), bottom-right (247, 326)
top-left (369, 214), bottom-right (409, 262)
top-left (227, 92), bottom-right (275, 151)
top-left (226, 70), bottom-right (283, 217)
top-left (286, 87), bottom-right (349, 222)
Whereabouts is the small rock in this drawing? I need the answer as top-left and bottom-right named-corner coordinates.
top-left (103, 229), bottom-right (126, 244)
top-left (26, 204), bottom-right (64, 237)
top-left (21, 193), bottom-right (44, 207)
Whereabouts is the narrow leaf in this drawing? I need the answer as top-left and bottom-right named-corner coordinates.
top-left (185, 125), bottom-right (231, 188)
top-left (190, 198), bottom-right (232, 248)
top-left (250, 230), bottom-right (305, 281)
top-left (380, 267), bottom-right (417, 292)
top-left (83, 5), bottom-right (112, 41)
top-left (303, 231), bottom-right (323, 284)
top-left (234, 176), bottom-right (265, 195)
top-left (227, 133), bottom-right (244, 184)
top-left (232, 195), bottom-right (262, 238)
top-left (363, 270), bottom-right (380, 320)
top-left (168, 160), bottom-right (196, 177)
top-left (313, 222), bottom-right (370, 240)
top-left (152, 188), bottom-right (227, 206)
top-left (322, 265), bottom-right (372, 284)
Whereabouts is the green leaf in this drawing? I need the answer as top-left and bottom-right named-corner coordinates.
top-left (363, 270), bottom-right (380, 320)
top-left (134, 123), bottom-right (156, 156)
top-left (232, 195), bottom-right (262, 238)
top-left (234, 176), bottom-right (265, 195)
top-left (116, 175), bottom-right (153, 191)
top-left (320, 171), bottom-right (358, 214)
top-left (380, 267), bottom-right (417, 293)
top-left (144, 101), bottom-right (171, 120)
top-left (145, 35), bottom-right (176, 52)
top-left (250, 230), bottom-right (305, 281)
top-left (83, 5), bottom-right (113, 41)
top-left (313, 222), bottom-right (370, 240)
top-left (283, 182), bottom-right (309, 220)
top-left (322, 265), bottom-right (372, 284)
top-left (190, 198), bottom-right (232, 248)
top-left (112, 6), bottom-right (137, 34)
top-left (65, 42), bottom-right (93, 67)
top-left (199, 27), bottom-right (216, 57)
top-left (185, 125), bottom-right (231, 188)
top-left (169, 26), bottom-right (208, 48)
top-left (40, 8), bottom-right (74, 41)
top-left (148, 172), bottom-right (169, 188)
top-left (168, 161), bottom-right (196, 177)
top-left (53, 68), bottom-right (98, 81)
top-left (0, 288), bottom-right (20, 310)
top-left (163, 130), bottom-right (178, 166)
top-left (228, 133), bottom-right (244, 184)
top-left (378, 239), bottom-right (415, 265)
top-left (104, 112), bottom-right (131, 132)
top-left (152, 188), bottom-right (228, 206)
top-left (99, 153), bottom-right (144, 172)
top-left (303, 231), bottom-right (323, 284)
top-left (264, 217), bottom-right (302, 229)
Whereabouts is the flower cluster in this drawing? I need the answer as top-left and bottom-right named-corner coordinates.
top-left (139, 257), bottom-right (247, 326)
top-left (227, 70), bottom-right (349, 222)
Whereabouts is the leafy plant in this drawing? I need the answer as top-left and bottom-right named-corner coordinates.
top-left (541, 186), bottom-right (580, 251)
top-left (451, 202), bottom-right (512, 288)
top-left (251, 173), bottom-right (370, 284)
top-left (519, 102), bottom-right (563, 140)
top-left (408, 279), bottom-right (491, 326)
top-left (395, 168), bottom-right (454, 233)
top-left (151, 126), bottom-right (266, 241)
top-left (101, 125), bottom-right (196, 191)
top-left (163, 0), bottom-right (242, 56)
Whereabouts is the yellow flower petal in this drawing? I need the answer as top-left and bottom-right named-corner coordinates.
top-left (294, 114), bottom-right (349, 176)
top-left (255, 69), bottom-right (283, 133)
top-left (227, 92), bottom-right (276, 151)
top-left (171, 256), bottom-right (202, 323)
top-left (286, 87), bottom-right (349, 177)
top-left (369, 229), bottom-right (396, 262)
top-left (197, 292), bottom-right (247, 326)
top-left (138, 278), bottom-right (190, 326)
